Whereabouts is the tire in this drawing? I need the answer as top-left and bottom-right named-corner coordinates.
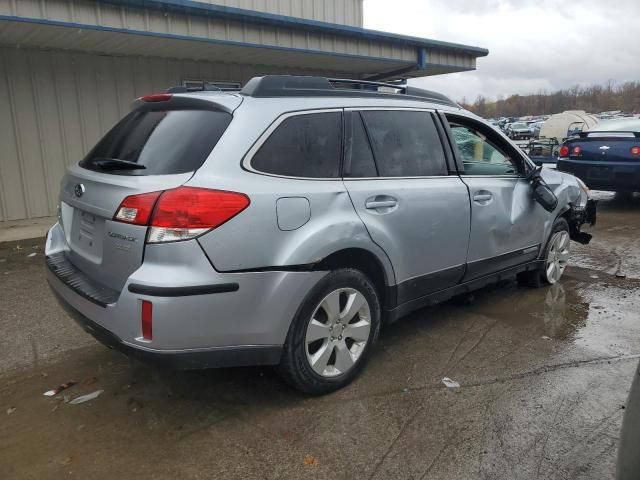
top-left (277, 268), bottom-right (381, 395)
top-left (517, 217), bottom-right (570, 288)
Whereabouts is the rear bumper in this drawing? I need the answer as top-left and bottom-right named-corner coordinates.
top-left (557, 159), bottom-right (640, 191)
top-left (50, 286), bottom-right (282, 369)
top-left (45, 222), bottom-right (325, 368)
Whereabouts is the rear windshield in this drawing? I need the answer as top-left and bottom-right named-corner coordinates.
top-left (79, 109), bottom-right (232, 175)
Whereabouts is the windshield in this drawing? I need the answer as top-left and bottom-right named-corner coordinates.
top-left (511, 123), bottom-right (527, 129)
top-left (79, 109), bottom-right (232, 175)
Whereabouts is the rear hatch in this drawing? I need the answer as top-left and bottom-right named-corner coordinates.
top-left (57, 94), bottom-right (237, 291)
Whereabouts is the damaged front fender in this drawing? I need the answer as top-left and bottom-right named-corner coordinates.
top-left (567, 198), bottom-right (597, 245)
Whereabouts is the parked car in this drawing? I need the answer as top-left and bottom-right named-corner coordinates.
top-left (529, 121), bottom-right (545, 139)
top-left (506, 122), bottom-right (533, 140)
top-left (45, 75), bottom-right (596, 394)
top-left (557, 118), bottom-right (640, 192)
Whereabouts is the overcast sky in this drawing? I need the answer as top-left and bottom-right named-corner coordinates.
top-left (364, 0), bottom-right (640, 102)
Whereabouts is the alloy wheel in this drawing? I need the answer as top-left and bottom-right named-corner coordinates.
top-left (305, 288), bottom-right (372, 377)
top-left (545, 230), bottom-right (570, 284)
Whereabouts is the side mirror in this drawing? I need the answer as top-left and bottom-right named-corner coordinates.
top-left (532, 181), bottom-right (558, 212)
top-left (528, 167), bottom-right (558, 212)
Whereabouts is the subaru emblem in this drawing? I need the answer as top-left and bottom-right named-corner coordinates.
top-left (74, 183), bottom-right (85, 198)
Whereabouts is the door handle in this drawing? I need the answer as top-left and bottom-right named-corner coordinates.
top-left (365, 200), bottom-right (397, 209)
top-left (365, 196), bottom-right (398, 210)
top-left (472, 192), bottom-right (493, 203)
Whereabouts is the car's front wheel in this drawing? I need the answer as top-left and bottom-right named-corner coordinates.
top-left (543, 223), bottom-right (571, 284)
top-left (518, 217), bottom-right (570, 287)
top-left (277, 269), bottom-right (381, 395)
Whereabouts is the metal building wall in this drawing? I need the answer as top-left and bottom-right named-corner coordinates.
top-left (0, 0), bottom-right (412, 65)
top-left (0, 46), bottom-right (343, 222)
top-left (202, 0), bottom-right (364, 27)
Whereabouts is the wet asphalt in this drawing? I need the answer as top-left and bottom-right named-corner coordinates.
top-left (1, 191), bottom-right (639, 479)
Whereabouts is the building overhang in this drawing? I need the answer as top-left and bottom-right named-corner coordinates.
top-left (0, 0), bottom-right (488, 81)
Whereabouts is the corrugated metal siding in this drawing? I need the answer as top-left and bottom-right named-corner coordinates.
top-left (0, 0), bottom-right (413, 63)
top-left (0, 46), bottom-right (346, 221)
top-left (200, 0), bottom-right (364, 27)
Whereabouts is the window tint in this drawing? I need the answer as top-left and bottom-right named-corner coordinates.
top-left (449, 123), bottom-right (518, 176)
top-left (80, 109), bottom-right (231, 175)
top-left (345, 113), bottom-right (377, 178)
top-left (252, 112), bottom-right (342, 178)
top-left (361, 111), bottom-right (447, 177)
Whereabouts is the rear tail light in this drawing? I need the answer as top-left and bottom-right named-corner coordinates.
top-left (559, 145), bottom-right (569, 157)
top-left (631, 146), bottom-right (640, 156)
top-left (571, 146), bottom-right (582, 155)
top-left (114, 191), bottom-right (162, 225)
top-left (113, 187), bottom-right (250, 243)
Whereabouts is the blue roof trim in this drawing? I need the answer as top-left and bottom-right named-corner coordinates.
top-left (0, 15), bottom-right (419, 68)
top-left (417, 48), bottom-right (428, 70)
top-left (97, 0), bottom-right (489, 57)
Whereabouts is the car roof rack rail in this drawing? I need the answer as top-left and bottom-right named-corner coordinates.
top-left (166, 81), bottom-right (242, 94)
top-left (239, 75), bottom-right (459, 108)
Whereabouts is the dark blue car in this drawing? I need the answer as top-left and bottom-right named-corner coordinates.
top-left (557, 119), bottom-right (640, 192)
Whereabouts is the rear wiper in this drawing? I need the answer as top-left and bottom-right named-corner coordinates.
top-left (92, 158), bottom-right (146, 170)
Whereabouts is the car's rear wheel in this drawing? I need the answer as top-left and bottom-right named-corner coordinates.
top-left (518, 217), bottom-right (570, 287)
top-left (277, 269), bottom-right (381, 395)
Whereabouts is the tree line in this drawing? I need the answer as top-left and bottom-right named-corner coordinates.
top-left (460, 81), bottom-right (640, 118)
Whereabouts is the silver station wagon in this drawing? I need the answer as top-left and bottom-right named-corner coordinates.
top-left (46, 76), bottom-right (596, 394)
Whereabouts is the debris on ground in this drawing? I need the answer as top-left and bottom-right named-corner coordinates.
top-left (43, 381), bottom-right (77, 397)
top-left (542, 336), bottom-right (552, 340)
top-left (303, 455), bottom-right (319, 466)
top-left (615, 272), bottom-right (627, 278)
top-left (442, 377), bottom-right (460, 388)
top-left (127, 397), bottom-right (143, 412)
top-left (69, 390), bottom-right (104, 405)
top-left (26, 252), bottom-right (37, 258)
top-left (6, 407), bottom-right (16, 415)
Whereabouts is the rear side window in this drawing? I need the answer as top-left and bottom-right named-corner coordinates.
top-left (80, 109), bottom-right (231, 175)
top-left (251, 112), bottom-right (342, 178)
top-left (361, 111), bottom-right (448, 177)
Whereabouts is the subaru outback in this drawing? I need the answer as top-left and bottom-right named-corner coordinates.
top-left (46, 76), bottom-right (596, 394)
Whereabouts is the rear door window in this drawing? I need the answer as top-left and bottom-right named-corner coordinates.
top-left (361, 110), bottom-right (448, 177)
top-left (80, 109), bottom-right (231, 175)
top-left (251, 112), bottom-right (342, 178)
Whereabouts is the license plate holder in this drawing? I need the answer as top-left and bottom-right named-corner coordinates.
top-left (589, 166), bottom-right (611, 179)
